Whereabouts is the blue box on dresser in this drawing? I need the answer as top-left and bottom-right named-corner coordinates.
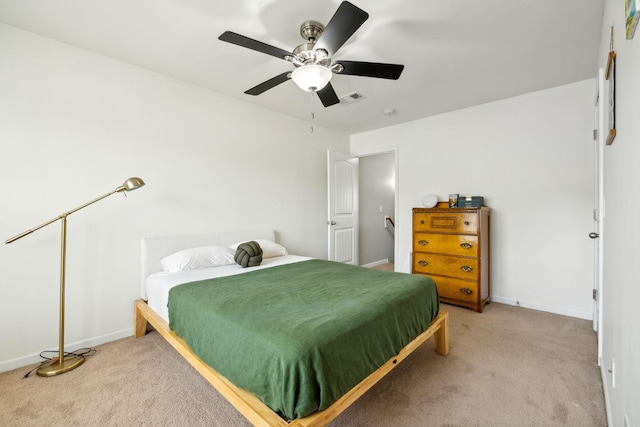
top-left (457, 196), bottom-right (484, 208)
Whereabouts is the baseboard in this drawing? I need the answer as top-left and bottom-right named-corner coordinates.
top-left (362, 259), bottom-right (389, 268)
top-left (490, 295), bottom-right (592, 320)
top-left (0, 327), bottom-right (134, 374)
top-left (600, 363), bottom-right (613, 427)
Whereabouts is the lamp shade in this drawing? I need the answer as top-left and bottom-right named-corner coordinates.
top-left (291, 65), bottom-right (332, 92)
top-left (120, 177), bottom-right (145, 192)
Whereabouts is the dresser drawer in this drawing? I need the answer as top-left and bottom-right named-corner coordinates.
top-left (430, 276), bottom-right (480, 304)
top-left (413, 253), bottom-right (479, 279)
top-left (413, 212), bottom-right (478, 234)
top-left (413, 233), bottom-right (478, 257)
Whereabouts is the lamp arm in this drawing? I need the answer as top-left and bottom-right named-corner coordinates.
top-left (5, 189), bottom-right (120, 245)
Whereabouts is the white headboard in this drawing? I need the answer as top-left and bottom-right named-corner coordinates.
top-left (140, 229), bottom-right (275, 299)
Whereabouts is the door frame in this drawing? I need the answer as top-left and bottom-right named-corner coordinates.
top-left (593, 68), bottom-right (605, 365)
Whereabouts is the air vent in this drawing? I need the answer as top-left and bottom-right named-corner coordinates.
top-left (339, 92), bottom-right (365, 105)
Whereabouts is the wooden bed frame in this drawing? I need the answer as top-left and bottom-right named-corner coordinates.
top-left (134, 230), bottom-right (449, 426)
top-left (134, 302), bottom-right (448, 426)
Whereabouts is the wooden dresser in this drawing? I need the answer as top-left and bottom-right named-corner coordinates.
top-left (412, 203), bottom-right (490, 312)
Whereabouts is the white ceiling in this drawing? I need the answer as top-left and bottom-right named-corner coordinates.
top-left (0, 0), bottom-right (604, 135)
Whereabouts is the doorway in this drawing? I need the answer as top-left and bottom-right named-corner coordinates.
top-left (358, 152), bottom-right (396, 269)
top-left (327, 149), bottom-right (397, 269)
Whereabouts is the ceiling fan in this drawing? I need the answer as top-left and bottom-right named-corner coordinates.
top-left (218, 1), bottom-right (404, 108)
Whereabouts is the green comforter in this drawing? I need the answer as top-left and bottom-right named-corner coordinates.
top-left (168, 259), bottom-right (439, 420)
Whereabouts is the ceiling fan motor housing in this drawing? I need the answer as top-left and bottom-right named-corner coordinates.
top-left (292, 21), bottom-right (330, 67)
top-left (292, 44), bottom-right (330, 67)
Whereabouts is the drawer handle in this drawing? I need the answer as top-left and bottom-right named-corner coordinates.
top-left (460, 242), bottom-right (473, 249)
top-left (464, 221), bottom-right (470, 226)
top-left (460, 287), bottom-right (473, 295)
top-left (419, 239), bottom-right (429, 246)
top-left (420, 220), bottom-right (425, 224)
top-left (418, 260), bottom-right (429, 267)
top-left (461, 265), bottom-right (473, 273)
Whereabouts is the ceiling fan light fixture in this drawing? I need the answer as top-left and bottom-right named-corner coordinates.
top-left (291, 64), bottom-right (332, 92)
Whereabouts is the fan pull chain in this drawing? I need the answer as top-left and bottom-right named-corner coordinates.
top-left (309, 89), bottom-right (316, 133)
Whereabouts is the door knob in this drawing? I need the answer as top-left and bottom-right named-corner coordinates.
top-left (327, 220), bottom-right (337, 225)
top-left (589, 232), bottom-right (599, 239)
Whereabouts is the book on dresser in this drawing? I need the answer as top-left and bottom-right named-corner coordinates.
top-left (412, 202), bottom-right (490, 312)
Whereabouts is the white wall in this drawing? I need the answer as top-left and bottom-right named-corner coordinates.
top-left (351, 80), bottom-right (596, 319)
top-left (597, 1), bottom-right (640, 425)
top-left (0, 23), bottom-right (349, 371)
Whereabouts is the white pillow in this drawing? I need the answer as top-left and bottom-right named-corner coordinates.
top-left (229, 239), bottom-right (288, 258)
top-left (161, 245), bottom-right (236, 273)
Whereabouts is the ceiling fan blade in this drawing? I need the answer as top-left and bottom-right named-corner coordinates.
top-left (219, 31), bottom-right (294, 61)
top-left (314, 1), bottom-right (369, 57)
top-left (244, 72), bottom-right (291, 95)
top-left (334, 61), bottom-right (404, 80)
top-left (316, 83), bottom-right (340, 107)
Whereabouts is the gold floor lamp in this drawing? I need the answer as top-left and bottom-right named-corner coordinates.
top-left (5, 177), bottom-right (145, 376)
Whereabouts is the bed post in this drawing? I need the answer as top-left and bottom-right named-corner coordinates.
top-left (434, 310), bottom-right (449, 356)
top-left (134, 300), bottom-right (148, 338)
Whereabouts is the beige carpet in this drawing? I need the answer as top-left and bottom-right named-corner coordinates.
top-left (0, 303), bottom-right (606, 426)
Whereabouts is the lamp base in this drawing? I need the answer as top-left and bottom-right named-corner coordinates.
top-left (36, 354), bottom-right (84, 377)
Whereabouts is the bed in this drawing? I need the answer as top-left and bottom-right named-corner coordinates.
top-left (134, 229), bottom-right (449, 426)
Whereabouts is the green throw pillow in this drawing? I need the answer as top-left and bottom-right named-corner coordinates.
top-left (234, 241), bottom-right (263, 268)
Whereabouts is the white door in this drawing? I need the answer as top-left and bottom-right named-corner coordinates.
top-left (592, 68), bottom-right (605, 364)
top-left (327, 150), bottom-right (359, 264)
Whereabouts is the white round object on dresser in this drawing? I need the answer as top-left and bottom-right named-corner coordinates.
top-left (422, 194), bottom-right (438, 208)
